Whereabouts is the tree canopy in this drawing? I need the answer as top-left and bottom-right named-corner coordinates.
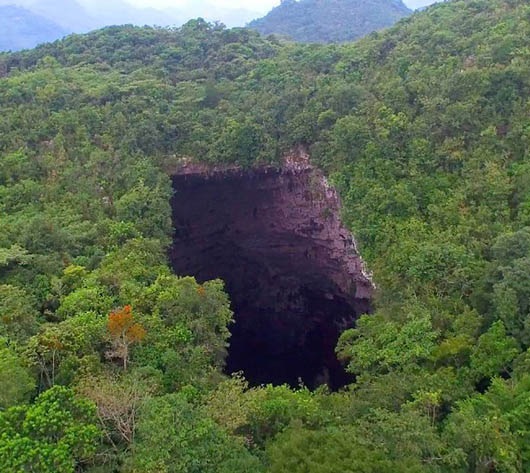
top-left (1, 0), bottom-right (530, 471)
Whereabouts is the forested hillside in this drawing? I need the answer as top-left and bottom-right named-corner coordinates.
top-left (248, 0), bottom-right (412, 43)
top-left (1, 0), bottom-right (530, 471)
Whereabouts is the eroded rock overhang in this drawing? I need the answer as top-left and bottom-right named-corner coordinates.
top-left (168, 148), bottom-right (373, 389)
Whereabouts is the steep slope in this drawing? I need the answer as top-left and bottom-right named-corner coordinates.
top-left (0, 5), bottom-right (68, 51)
top-left (248, 0), bottom-right (412, 43)
top-left (169, 151), bottom-right (372, 388)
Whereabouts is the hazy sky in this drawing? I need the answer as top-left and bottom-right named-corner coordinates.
top-left (126, 0), bottom-right (437, 13)
top-left (0, 0), bottom-right (441, 30)
top-left (125, 0), bottom-right (275, 14)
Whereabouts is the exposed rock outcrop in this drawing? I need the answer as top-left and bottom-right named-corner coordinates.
top-left (169, 148), bottom-right (373, 388)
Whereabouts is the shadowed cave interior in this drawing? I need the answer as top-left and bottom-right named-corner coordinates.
top-left (169, 165), bottom-right (372, 389)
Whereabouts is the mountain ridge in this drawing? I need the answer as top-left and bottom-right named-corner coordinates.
top-left (0, 0), bottom-right (263, 52)
top-left (248, 0), bottom-right (412, 43)
top-left (0, 4), bottom-right (68, 51)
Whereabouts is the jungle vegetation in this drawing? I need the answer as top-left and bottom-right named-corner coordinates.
top-left (248, 0), bottom-right (412, 43)
top-left (1, 0), bottom-right (530, 471)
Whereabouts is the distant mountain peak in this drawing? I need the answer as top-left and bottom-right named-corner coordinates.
top-left (248, 0), bottom-right (412, 43)
top-left (0, 4), bottom-right (68, 51)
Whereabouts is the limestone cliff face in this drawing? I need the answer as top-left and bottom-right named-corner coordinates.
top-left (169, 149), bottom-right (373, 388)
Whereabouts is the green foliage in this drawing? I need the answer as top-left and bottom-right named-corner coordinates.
top-left (475, 228), bottom-right (530, 347)
top-left (0, 284), bottom-right (39, 342)
top-left (125, 393), bottom-right (263, 473)
top-left (470, 321), bottom-right (520, 381)
top-left (214, 118), bottom-right (268, 164)
top-left (134, 275), bottom-right (233, 390)
top-left (0, 339), bottom-right (35, 408)
top-left (205, 376), bottom-right (328, 448)
top-left (246, 384), bottom-right (326, 446)
top-left (267, 423), bottom-right (428, 473)
top-left (114, 176), bottom-right (172, 244)
top-left (337, 306), bottom-right (438, 375)
top-left (444, 381), bottom-right (524, 473)
top-left (0, 386), bottom-right (99, 472)
top-left (249, 0), bottom-right (411, 44)
top-left (0, 244), bottom-right (31, 268)
top-left (1, 1), bottom-right (530, 471)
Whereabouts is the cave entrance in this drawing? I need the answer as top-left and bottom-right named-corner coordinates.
top-left (169, 159), bottom-right (372, 389)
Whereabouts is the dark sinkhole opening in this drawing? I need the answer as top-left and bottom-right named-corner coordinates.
top-left (169, 160), bottom-right (372, 390)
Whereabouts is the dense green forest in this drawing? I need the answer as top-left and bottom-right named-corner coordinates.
top-left (248, 0), bottom-right (411, 43)
top-left (1, 0), bottom-right (530, 471)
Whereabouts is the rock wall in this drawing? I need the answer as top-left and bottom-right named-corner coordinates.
top-left (169, 149), bottom-right (373, 388)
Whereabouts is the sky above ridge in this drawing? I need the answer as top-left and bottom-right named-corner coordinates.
top-left (123, 0), bottom-right (436, 13)
top-left (0, 0), bottom-right (440, 30)
top-left (126, 0), bottom-right (273, 13)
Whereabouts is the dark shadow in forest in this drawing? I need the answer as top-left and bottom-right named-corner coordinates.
top-left (169, 169), bottom-right (370, 389)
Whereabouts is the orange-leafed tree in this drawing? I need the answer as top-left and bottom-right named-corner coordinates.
top-left (106, 305), bottom-right (146, 370)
